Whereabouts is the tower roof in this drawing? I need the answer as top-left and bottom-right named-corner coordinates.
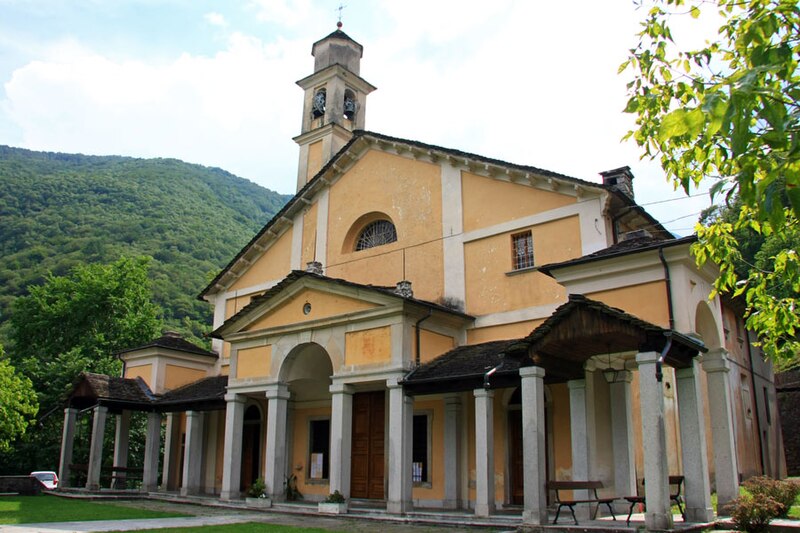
top-left (312, 29), bottom-right (363, 54)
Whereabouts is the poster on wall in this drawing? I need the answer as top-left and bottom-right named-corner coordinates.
top-left (310, 453), bottom-right (324, 479)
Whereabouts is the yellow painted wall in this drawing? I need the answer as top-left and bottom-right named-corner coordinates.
top-left (290, 405), bottom-right (331, 497)
top-left (467, 319), bottom-right (544, 344)
top-left (306, 140), bottom-right (324, 183)
top-left (325, 150), bottom-right (444, 303)
top-left (225, 294), bottom-right (256, 320)
top-left (414, 329), bottom-right (455, 364)
top-left (586, 280), bottom-right (670, 328)
top-left (301, 202), bottom-right (318, 267)
top-left (549, 383), bottom-right (573, 480)
top-left (164, 364), bottom-right (207, 391)
top-left (228, 229), bottom-right (293, 292)
top-left (412, 398), bottom-right (445, 501)
top-left (236, 345), bottom-right (272, 379)
top-left (125, 364), bottom-right (153, 388)
top-left (461, 171), bottom-right (576, 233)
top-left (345, 326), bottom-right (392, 366)
top-left (244, 288), bottom-right (378, 332)
top-left (463, 217), bottom-right (579, 316)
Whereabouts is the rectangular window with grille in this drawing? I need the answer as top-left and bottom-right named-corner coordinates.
top-left (308, 418), bottom-right (330, 480)
top-left (412, 414), bottom-right (430, 484)
top-left (512, 231), bottom-right (534, 270)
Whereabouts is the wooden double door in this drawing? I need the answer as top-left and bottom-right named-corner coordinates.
top-left (350, 391), bottom-right (385, 499)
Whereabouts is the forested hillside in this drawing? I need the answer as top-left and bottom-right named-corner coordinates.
top-left (0, 145), bottom-right (290, 346)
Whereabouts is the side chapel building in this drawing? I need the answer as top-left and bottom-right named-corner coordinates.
top-left (59, 28), bottom-right (785, 530)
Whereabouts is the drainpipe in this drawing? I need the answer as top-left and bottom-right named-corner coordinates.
top-left (656, 333), bottom-right (673, 384)
top-left (414, 309), bottom-right (433, 366)
top-left (655, 246), bottom-right (677, 383)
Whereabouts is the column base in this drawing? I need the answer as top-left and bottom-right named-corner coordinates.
top-left (474, 502), bottom-right (495, 517)
top-left (645, 511), bottom-right (674, 531)
top-left (685, 507), bottom-right (715, 523)
top-left (442, 498), bottom-right (460, 510)
top-left (522, 509), bottom-right (547, 525)
top-left (220, 490), bottom-right (241, 501)
top-left (387, 500), bottom-right (411, 514)
top-left (86, 483), bottom-right (100, 491)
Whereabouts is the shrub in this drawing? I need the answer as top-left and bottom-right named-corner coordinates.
top-left (324, 490), bottom-right (346, 503)
top-left (246, 478), bottom-right (266, 498)
top-left (744, 476), bottom-right (800, 518)
top-left (726, 493), bottom-right (782, 533)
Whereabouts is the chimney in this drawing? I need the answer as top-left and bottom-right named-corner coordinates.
top-left (394, 280), bottom-right (413, 298)
top-left (621, 228), bottom-right (652, 241)
top-left (306, 261), bottom-right (324, 275)
top-left (600, 166), bottom-right (635, 200)
top-left (163, 331), bottom-right (182, 339)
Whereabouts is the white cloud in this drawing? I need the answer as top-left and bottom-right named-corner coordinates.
top-left (248, 0), bottom-right (314, 27)
top-left (204, 12), bottom-right (228, 28)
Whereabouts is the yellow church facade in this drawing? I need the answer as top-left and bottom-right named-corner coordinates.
top-left (58, 28), bottom-right (784, 530)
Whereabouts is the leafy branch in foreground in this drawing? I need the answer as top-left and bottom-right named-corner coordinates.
top-left (622, 0), bottom-right (800, 366)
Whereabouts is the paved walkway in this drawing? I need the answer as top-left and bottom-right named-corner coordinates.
top-left (1, 515), bottom-right (254, 532)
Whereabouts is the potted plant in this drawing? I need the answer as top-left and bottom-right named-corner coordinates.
top-left (318, 490), bottom-right (347, 514)
top-left (245, 478), bottom-right (271, 508)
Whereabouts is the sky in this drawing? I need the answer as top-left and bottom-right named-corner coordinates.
top-left (0, 0), bottom-right (723, 236)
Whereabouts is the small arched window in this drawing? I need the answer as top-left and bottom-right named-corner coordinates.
top-left (312, 88), bottom-right (326, 118)
top-left (343, 89), bottom-right (357, 121)
top-left (355, 220), bottom-right (397, 251)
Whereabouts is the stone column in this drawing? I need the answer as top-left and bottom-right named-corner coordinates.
top-left (636, 351), bottom-right (673, 530)
top-left (86, 405), bottom-right (108, 490)
top-left (142, 412), bottom-right (162, 492)
top-left (443, 394), bottom-right (462, 509)
top-left (162, 413), bottom-right (181, 491)
top-left (58, 407), bottom-right (78, 488)
top-left (702, 349), bottom-right (739, 509)
top-left (520, 366), bottom-right (548, 525)
top-left (329, 382), bottom-right (354, 498)
top-left (220, 394), bottom-right (246, 500)
top-left (111, 410), bottom-right (131, 489)
top-left (676, 360), bottom-right (714, 523)
top-left (265, 384), bottom-right (290, 500)
top-left (568, 379), bottom-right (590, 510)
top-left (181, 410), bottom-right (205, 496)
top-left (387, 378), bottom-right (413, 514)
top-left (474, 388), bottom-right (495, 517)
top-left (609, 371), bottom-right (637, 501)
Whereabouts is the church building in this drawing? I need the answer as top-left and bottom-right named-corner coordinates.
top-left (59, 27), bottom-right (785, 530)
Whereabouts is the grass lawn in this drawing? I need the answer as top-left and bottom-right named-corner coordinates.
top-left (0, 495), bottom-right (188, 525)
top-left (146, 524), bottom-right (337, 533)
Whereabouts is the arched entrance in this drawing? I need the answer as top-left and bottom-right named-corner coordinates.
top-left (240, 405), bottom-right (262, 491)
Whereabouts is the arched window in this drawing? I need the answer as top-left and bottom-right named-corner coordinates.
top-left (312, 88), bottom-right (326, 118)
top-left (355, 219), bottom-right (397, 251)
top-left (343, 89), bottom-right (357, 121)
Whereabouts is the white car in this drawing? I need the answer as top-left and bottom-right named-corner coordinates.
top-left (30, 471), bottom-right (58, 490)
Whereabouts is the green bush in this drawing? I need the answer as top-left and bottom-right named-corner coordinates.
top-left (246, 478), bottom-right (266, 498)
top-left (744, 476), bottom-right (800, 518)
top-left (726, 493), bottom-right (782, 533)
top-left (324, 490), bottom-right (345, 503)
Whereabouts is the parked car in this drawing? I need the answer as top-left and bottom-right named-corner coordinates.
top-left (30, 471), bottom-right (58, 490)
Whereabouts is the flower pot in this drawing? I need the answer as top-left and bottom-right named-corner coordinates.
top-left (318, 502), bottom-right (348, 514)
top-left (246, 497), bottom-right (272, 508)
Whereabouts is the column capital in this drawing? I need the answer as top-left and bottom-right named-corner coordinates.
top-left (64, 406), bottom-right (79, 415)
top-left (329, 382), bottom-right (355, 395)
top-left (473, 388), bottom-right (494, 399)
top-left (520, 366), bottom-right (545, 379)
top-left (95, 404), bottom-right (109, 414)
top-left (701, 349), bottom-right (730, 373)
top-left (567, 378), bottom-right (586, 390)
top-left (444, 394), bottom-right (462, 408)
top-left (609, 369), bottom-right (633, 384)
top-left (386, 376), bottom-right (404, 389)
top-left (265, 383), bottom-right (290, 400)
top-left (675, 361), bottom-right (699, 380)
top-left (224, 392), bottom-right (246, 403)
top-left (636, 350), bottom-right (660, 365)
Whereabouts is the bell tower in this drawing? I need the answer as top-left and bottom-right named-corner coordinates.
top-left (293, 26), bottom-right (376, 191)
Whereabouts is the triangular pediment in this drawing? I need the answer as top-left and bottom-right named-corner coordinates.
top-left (214, 272), bottom-right (408, 338)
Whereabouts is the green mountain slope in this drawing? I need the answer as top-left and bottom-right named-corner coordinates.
top-left (0, 145), bottom-right (290, 345)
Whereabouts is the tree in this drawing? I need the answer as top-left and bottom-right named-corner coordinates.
top-left (1, 256), bottom-right (162, 474)
top-left (622, 0), bottom-right (800, 366)
top-left (0, 344), bottom-right (38, 453)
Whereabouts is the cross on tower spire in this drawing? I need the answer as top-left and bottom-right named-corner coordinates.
top-left (336, 3), bottom-right (346, 28)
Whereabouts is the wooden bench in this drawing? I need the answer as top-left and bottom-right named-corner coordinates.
top-left (547, 480), bottom-right (617, 524)
top-left (624, 475), bottom-right (685, 525)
